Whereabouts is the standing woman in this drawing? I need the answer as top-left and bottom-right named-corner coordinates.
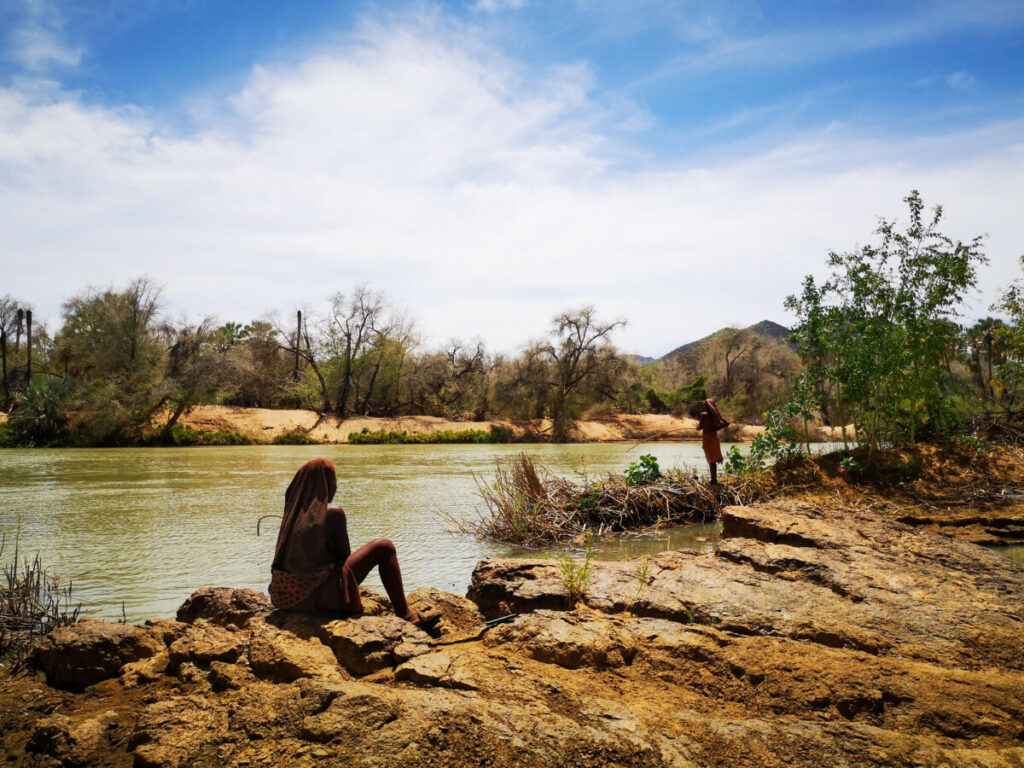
top-left (697, 399), bottom-right (729, 485)
top-left (269, 458), bottom-right (434, 627)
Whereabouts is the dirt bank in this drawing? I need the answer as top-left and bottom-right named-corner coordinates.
top-left (3, 496), bottom-right (1023, 767)
top-left (169, 405), bottom-right (835, 444)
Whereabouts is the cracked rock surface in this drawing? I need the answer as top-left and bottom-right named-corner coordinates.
top-left (2, 502), bottom-right (1023, 767)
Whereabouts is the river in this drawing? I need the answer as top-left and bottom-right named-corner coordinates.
top-left (0, 442), bottom-right (735, 622)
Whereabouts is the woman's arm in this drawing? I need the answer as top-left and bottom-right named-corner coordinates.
top-left (326, 506), bottom-right (352, 563)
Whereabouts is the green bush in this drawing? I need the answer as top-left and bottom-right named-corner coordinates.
top-left (347, 427), bottom-right (510, 445)
top-left (146, 424), bottom-right (254, 446)
top-left (272, 429), bottom-right (319, 445)
top-left (625, 454), bottom-right (662, 485)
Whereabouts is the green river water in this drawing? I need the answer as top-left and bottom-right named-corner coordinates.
top-left (4, 443), bottom-right (1019, 623)
top-left (0, 443), bottom-right (727, 622)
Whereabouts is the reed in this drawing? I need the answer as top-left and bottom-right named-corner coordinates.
top-left (444, 453), bottom-right (772, 547)
top-left (0, 533), bottom-right (80, 671)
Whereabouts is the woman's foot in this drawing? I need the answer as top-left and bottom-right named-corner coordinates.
top-left (404, 607), bottom-right (441, 630)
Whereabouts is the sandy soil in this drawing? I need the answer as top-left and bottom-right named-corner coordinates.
top-left (169, 405), bottom-right (812, 444)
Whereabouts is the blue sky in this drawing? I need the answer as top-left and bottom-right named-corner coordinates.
top-left (1, 0), bottom-right (1023, 355)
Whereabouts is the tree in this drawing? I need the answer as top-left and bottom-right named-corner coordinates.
top-left (989, 257), bottom-right (1024, 409)
top-left (156, 319), bottom-right (222, 441)
top-left (786, 191), bottom-right (987, 448)
top-left (55, 277), bottom-right (165, 443)
top-left (541, 307), bottom-right (625, 442)
top-left (326, 286), bottom-right (384, 418)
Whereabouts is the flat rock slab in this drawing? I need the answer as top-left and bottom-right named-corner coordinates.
top-left (467, 502), bottom-right (1024, 670)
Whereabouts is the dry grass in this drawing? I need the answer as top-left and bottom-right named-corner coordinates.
top-left (444, 453), bottom-right (774, 547)
top-left (1, 533), bottom-right (80, 671)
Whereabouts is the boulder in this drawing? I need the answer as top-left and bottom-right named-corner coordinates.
top-left (407, 586), bottom-right (485, 635)
top-left (247, 621), bottom-right (343, 682)
top-left (320, 615), bottom-right (431, 676)
top-left (34, 618), bottom-right (166, 688)
top-left (175, 587), bottom-right (271, 628)
top-left (167, 619), bottom-right (245, 670)
top-left (26, 710), bottom-right (118, 766)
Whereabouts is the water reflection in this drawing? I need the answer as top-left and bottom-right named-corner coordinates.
top-left (1, 442), bottom-right (741, 621)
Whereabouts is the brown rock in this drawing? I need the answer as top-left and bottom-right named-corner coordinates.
top-left (175, 587), bottom-right (272, 628)
top-left (299, 681), bottom-right (401, 742)
top-left (33, 618), bottom-right (165, 688)
top-left (26, 710), bottom-right (118, 766)
top-left (407, 586), bottom-right (485, 635)
top-left (320, 615), bottom-right (431, 676)
top-left (247, 621), bottom-right (343, 682)
top-left (119, 653), bottom-right (169, 688)
top-left (167, 619), bottom-right (245, 669)
top-left (468, 502), bottom-right (1024, 671)
top-left (394, 650), bottom-right (482, 690)
top-left (207, 660), bottom-right (255, 691)
top-left (484, 609), bottom-right (637, 670)
top-left (142, 618), bottom-right (188, 646)
top-left (128, 697), bottom-right (228, 768)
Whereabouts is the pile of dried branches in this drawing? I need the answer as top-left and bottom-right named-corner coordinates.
top-left (1, 534), bottom-right (80, 672)
top-left (444, 453), bottom-right (772, 547)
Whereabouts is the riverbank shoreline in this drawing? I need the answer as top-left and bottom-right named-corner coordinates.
top-left (169, 405), bottom-right (814, 444)
top-left (3, 495), bottom-right (1023, 767)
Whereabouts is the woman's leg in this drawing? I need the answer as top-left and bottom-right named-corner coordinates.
top-left (709, 461), bottom-right (718, 485)
top-left (344, 538), bottom-right (410, 618)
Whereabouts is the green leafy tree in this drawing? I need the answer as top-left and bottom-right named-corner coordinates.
top-left (540, 307), bottom-right (625, 442)
top-left (990, 257), bottom-right (1024, 408)
top-left (786, 191), bottom-right (986, 448)
top-left (54, 277), bottom-right (165, 443)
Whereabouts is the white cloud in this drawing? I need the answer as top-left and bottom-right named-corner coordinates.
top-left (472, 0), bottom-right (527, 12)
top-left (946, 70), bottom-right (977, 91)
top-left (1, 13), bottom-right (1021, 357)
top-left (4, 0), bottom-right (83, 71)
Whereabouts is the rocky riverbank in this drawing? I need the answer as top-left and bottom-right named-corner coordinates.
top-left (2, 501), bottom-right (1022, 767)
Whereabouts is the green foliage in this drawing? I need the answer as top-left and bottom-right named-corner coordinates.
top-left (143, 424), bottom-right (253, 446)
top-left (272, 429), bottom-right (319, 445)
top-left (7, 377), bottom-right (73, 446)
top-left (627, 554), bottom-right (653, 610)
top-left (987, 257), bottom-right (1024, 409)
top-left (643, 376), bottom-right (708, 414)
top-left (625, 453), bottom-right (662, 485)
top-left (727, 401), bottom-right (808, 475)
top-left (723, 446), bottom-right (747, 475)
top-left (558, 540), bottom-right (594, 607)
top-left (347, 427), bottom-right (510, 444)
top-left (786, 191), bottom-right (986, 448)
top-left (955, 434), bottom-right (994, 453)
top-left (839, 455), bottom-right (862, 474)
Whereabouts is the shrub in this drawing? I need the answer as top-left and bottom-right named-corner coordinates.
top-left (348, 428), bottom-right (509, 445)
top-left (272, 429), bottom-right (318, 445)
top-left (625, 454), bottom-right (662, 486)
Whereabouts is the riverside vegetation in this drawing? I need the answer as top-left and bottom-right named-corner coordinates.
top-left (2, 193), bottom-right (1021, 448)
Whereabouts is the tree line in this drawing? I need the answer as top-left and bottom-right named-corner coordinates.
top-left (0, 282), bottom-right (797, 446)
top-left (2, 191), bottom-right (1022, 448)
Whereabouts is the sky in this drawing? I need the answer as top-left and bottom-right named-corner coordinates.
top-left (1, 0), bottom-right (1022, 357)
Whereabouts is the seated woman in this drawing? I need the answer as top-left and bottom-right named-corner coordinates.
top-left (268, 458), bottom-right (435, 627)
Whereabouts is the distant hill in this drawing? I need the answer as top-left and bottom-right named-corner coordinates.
top-left (655, 320), bottom-right (792, 364)
top-left (626, 354), bottom-right (656, 365)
